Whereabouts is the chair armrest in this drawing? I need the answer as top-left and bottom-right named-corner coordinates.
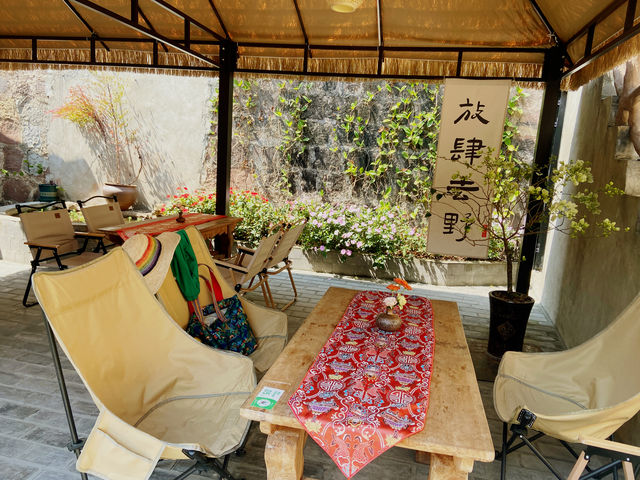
top-left (213, 259), bottom-right (248, 273)
top-left (237, 245), bottom-right (256, 255)
top-left (75, 231), bottom-right (105, 239)
top-left (24, 241), bottom-right (60, 250)
top-left (579, 436), bottom-right (640, 457)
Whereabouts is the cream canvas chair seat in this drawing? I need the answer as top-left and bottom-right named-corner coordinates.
top-left (17, 201), bottom-right (106, 307)
top-left (157, 226), bottom-right (287, 374)
top-left (77, 195), bottom-right (125, 242)
top-left (33, 248), bottom-right (256, 480)
top-left (494, 293), bottom-right (640, 479)
top-left (212, 229), bottom-right (282, 308)
top-left (242, 223), bottom-right (305, 311)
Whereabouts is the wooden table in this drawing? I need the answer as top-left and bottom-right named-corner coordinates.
top-left (98, 215), bottom-right (242, 258)
top-left (239, 287), bottom-right (494, 479)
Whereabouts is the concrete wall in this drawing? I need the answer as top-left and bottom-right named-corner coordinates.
top-left (0, 70), bottom-right (216, 207)
top-left (540, 76), bottom-right (640, 445)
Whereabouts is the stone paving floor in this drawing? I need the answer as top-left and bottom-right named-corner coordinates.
top-left (0, 258), bottom-right (588, 480)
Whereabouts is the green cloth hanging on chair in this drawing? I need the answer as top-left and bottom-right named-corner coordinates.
top-left (170, 229), bottom-right (200, 301)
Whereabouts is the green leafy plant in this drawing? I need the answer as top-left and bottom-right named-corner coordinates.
top-left (2, 158), bottom-right (45, 178)
top-left (436, 152), bottom-right (629, 293)
top-left (275, 81), bottom-right (312, 193)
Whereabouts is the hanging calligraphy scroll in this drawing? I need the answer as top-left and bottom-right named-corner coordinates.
top-left (427, 78), bottom-right (511, 258)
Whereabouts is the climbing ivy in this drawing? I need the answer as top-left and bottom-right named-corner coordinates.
top-left (275, 81), bottom-right (312, 193)
top-left (337, 82), bottom-right (440, 222)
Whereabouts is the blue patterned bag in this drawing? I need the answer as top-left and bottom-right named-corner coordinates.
top-left (186, 265), bottom-right (257, 356)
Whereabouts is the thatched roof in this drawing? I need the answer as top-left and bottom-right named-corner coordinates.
top-left (1, 0), bottom-right (639, 88)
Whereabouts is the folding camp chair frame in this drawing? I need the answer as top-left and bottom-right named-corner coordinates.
top-left (497, 411), bottom-right (639, 480)
top-left (17, 201), bottom-right (108, 307)
top-left (75, 194), bottom-right (118, 209)
top-left (41, 309), bottom-right (248, 480)
top-left (220, 247), bottom-right (274, 308)
top-left (261, 257), bottom-right (298, 311)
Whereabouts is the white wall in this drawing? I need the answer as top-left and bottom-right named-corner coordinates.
top-left (540, 76), bottom-right (640, 445)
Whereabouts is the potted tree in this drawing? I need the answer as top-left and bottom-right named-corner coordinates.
top-left (434, 151), bottom-right (628, 357)
top-left (52, 75), bottom-right (143, 210)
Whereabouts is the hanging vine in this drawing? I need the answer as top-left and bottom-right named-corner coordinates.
top-left (275, 81), bottom-right (312, 193)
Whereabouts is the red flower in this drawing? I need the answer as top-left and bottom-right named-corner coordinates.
top-left (166, 194), bottom-right (170, 198)
top-left (394, 278), bottom-right (412, 290)
top-left (173, 195), bottom-right (178, 199)
top-left (183, 186), bottom-right (188, 190)
top-left (386, 284), bottom-right (400, 292)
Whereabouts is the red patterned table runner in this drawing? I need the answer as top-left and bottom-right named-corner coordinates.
top-left (116, 213), bottom-right (224, 240)
top-left (288, 290), bottom-right (435, 478)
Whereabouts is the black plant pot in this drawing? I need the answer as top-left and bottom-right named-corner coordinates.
top-left (487, 290), bottom-right (535, 358)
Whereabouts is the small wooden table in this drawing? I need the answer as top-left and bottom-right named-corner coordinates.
top-left (239, 287), bottom-right (494, 479)
top-left (98, 215), bottom-right (242, 258)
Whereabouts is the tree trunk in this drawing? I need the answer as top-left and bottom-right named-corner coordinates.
top-left (505, 245), bottom-right (513, 293)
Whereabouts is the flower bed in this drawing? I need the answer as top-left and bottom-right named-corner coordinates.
top-left (157, 188), bottom-right (430, 266)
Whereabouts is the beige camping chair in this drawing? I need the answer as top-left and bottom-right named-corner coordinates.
top-left (156, 226), bottom-right (287, 374)
top-left (213, 229), bottom-right (282, 308)
top-left (17, 201), bottom-right (106, 307)
top-left (494, 292), bottom-right (640, 479)
top-left (33, 248), bottom-right (255, 480)
top-left (243, 223), bottom-right (305, 311)
top-left (567, 437), bottom-right (639, 480)
top-left (77, 195), bottom-right (124, 238)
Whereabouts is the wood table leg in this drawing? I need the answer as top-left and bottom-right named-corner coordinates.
top-left (264, 427), bottom-right (307, 480)
top-left (415, 451), bottom-right (430, 464)
top-left (429, 454), bottom-right (469, 480)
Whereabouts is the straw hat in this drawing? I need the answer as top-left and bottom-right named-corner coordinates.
top-left (122, 232), bottom-right (180, 293)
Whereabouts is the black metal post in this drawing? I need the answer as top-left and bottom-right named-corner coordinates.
top-left (215, 41), bottom-right (237, 216)
top-left (516, 47), bottom-right (563, 294)
top-left (43, 312), bottom-right (87, 480)
top-left (532, 90), bottom-right (566, 270)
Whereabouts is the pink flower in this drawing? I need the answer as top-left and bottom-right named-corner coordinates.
top-left (340, 249), bottom-right (347, 255)
top-left (356, 241), bottom-right (363, 248)
top-left (319, 245), bottom-right (326, 251)
top-left (346, 249), bottom-right (352, 256)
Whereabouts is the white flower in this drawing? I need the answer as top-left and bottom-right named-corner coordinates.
top-left (383, 296), bottom-right (398, 308)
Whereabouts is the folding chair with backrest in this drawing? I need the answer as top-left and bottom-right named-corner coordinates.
top-left (567, 437), bottom-right (640, 480)
top-left (33, 248), bottom-right (255, 480)
top-left (244, 222), bottom-right (305, 311)
top-left (17, 201), bottom-right (107, 307)
top-left (493, 292), bottom-right (640, 480)
top-left (77, 195), bottom-right (124, 238)
top-left (212, 229), bottom-right (282, 308)
top-left (156, 226), bottom-right (288, 374)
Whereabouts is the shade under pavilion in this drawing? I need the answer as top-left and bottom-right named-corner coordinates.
top-left (2, 0), bottom-right (640, 292)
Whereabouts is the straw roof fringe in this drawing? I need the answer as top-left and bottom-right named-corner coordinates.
top-left (0, 48), bottom-right (218, 76)
top-left (238, 56), bottom-right (305, 73)
top-left (564, 35), bottom-right (640, 91)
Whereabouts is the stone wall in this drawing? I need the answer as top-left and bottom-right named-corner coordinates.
top-left (540, 76), bottom-right (640, 446)
top-left (0, 69), bottom-right (541, 211)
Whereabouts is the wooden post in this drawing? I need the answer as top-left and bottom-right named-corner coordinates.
top-left (215, 41), bottom-right (237, 216)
